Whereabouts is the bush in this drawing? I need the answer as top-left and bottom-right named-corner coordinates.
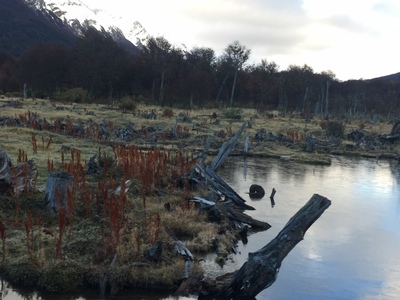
top-left (4, 91), bottom-right (23, 98)
top-left (320, 120), bottom-right (345, 138)
top-left (54, 88), bottom-right (88, 103)
top-left (223, 107), bottom-right (243, 120)
top-left (162, 107), bottom-right (174, 118)
top-left (118, 96), bottom-right (137, 111)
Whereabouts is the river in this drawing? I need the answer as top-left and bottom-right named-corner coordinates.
top-left (2, 156), bottom-right (400, 299)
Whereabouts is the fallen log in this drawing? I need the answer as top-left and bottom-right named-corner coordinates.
top-left (199, 194), bottom-right (331, 300)
top-left (208, 203), bottom-right (270, 230)
top-left (193, 165), bottom-right (254, 210)
top-left (190, 198), bottom-right (270, 230)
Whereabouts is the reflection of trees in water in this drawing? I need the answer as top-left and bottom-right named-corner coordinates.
top-left (0, 280), bottom-right (10, 299)
top-left (0, 279), bottom-right (50, 300)
top-left (220, 157), bottom-right (318, 191)
top-left (389, 160), bottom-right (400, 185)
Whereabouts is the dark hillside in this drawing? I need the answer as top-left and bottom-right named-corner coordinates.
top-left (368, 72), bottom-right (400, 82)
top-left (0, 0), bottom-right (76, 56)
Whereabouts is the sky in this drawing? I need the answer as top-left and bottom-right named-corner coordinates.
top-left (82, 0), bottom-right (400, 81)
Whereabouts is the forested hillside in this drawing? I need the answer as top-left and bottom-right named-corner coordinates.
top-left (0, 0), bottom-right (75, 56)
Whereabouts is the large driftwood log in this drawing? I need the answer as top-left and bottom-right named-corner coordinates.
top-left (209, 203), bottom-right (270, 230)
top-left (0, 146), bottom-right (38, 194)
top-left (199, 194), bottom-right (331, 300)
top-left (191, 197), bottom-right (270, 230)
top-left (44, 171), bottom-right (73, 214)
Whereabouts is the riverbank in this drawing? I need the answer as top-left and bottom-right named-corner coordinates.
top-left (0, 97), bottom-right (398, 297)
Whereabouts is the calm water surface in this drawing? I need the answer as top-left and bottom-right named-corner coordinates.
top-left (2, 156), bottom-right (400, 300)
top-left (214, 156), bottom-right (400, 300)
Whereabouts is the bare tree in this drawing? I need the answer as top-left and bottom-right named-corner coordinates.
top-left (223, 41), bottom-right (251, 107)
top-left (142, 36), bottom-right (172, 106)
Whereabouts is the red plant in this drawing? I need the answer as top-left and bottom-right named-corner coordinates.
top-left (47, 159), bottom-right (54, 172)
top-left (55, 188), bottom-right (66, 259)
top-left (31, 133), bottom-right (37, 153)
top-left (148, 213), bottom-right (161, 244)
top-left (67, 187), bottom-right (74, 239)
top-left (24, 211), bottom-right (34, 261)
top-left (43, 228), bottom-right (54, 238)
top-left (46, 136), bottom-right (53, 149)
top-left (17, 149), bottom-right (28, 163)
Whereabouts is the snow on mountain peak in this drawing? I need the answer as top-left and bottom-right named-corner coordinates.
top-left (27, 0), bottom-right (149, 47)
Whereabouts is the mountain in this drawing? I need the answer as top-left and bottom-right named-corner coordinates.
top-left (368, 72), bottom-right (400, 82)
top-left (31, 0), bottom-right (149, 50)
top-left (0, 0), bottom-right (142, 57)
top-left (0, 0), bottom-right (76, 56)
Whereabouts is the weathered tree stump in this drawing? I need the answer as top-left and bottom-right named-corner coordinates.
top-left (270, 188), bottom-right (276, 207)
top-left (146, 240), bottom-right (163, 262)
top-left (0, 146), bottom-right (38, 194)
top-left (43, 171), bottom-right (73, 214)
top-left (199, 194), bottom-right (331, 299)
top-left (249, 184), bottom-right (265, 199)
top-left (0, 147), bottom-right (13, 193)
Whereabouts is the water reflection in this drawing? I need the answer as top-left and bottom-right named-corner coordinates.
top-left (216, 156), bottom-right (400, 300)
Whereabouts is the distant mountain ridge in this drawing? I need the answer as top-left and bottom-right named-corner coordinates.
top-left (0, 0), bottom-right (76, 56)
top-left (25, 0), bottom-right (150, 49)
top-left (0, 0), bottom-right (142, 56)
top-left (369, 72), bottom-right (400, 82)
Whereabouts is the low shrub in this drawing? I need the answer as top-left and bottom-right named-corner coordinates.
top-left (4, 91), bottom-right (23, 98)
top-left (118, 96), bottom-right (137, 111)
top-left (223, 107), bottom-right (243, 120)
top-left (54, 88), bottom-right (88, 103)
top-left (162, 107), bottom-right (174, 118)
top-left (320, 120), bottom-right (345, 138)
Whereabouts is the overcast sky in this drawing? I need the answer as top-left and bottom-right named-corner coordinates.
top-left (83, 0), bottom-right (400, 81)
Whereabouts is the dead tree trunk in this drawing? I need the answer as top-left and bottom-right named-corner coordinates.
top-left (194, 165), bottom-right (255, 210)
top-left (199, 194), bottom-right (331, 300)
top-left (44, 171), bottom-right (73, 214)
top-left (390, 118), bottom-right (400, 136)
top-left (210, 121), bottom-right (248, 171)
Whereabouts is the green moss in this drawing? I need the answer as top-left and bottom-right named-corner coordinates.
top-left (38, 260), bottom-right (85, 292)
top-left (2, 261), bottom-right (41, 287)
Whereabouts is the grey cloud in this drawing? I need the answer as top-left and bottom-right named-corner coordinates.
top-left (323, 14), bottom-right (370, 33)
top-left (184, 2), bottom-right (309, 57)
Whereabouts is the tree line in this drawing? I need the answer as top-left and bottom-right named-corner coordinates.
top-left (0, 26), bottom-right (399, 118)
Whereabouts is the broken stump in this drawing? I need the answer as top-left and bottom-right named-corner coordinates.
top-left (44, 171), bottom-right (73, 214)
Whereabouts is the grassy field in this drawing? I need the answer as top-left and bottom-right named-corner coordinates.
top-left (1, 96), bottom-right (394, 177)
top-left (0, 96), bottom-right (398, 295)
